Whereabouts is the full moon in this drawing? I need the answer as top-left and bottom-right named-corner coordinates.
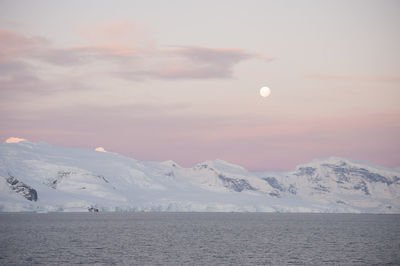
top-left (260, 86), bottom-right (271, 98)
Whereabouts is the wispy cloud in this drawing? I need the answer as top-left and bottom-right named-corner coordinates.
top-left (0, 62), bottom-right (42, 93)
top-left (117, 46), bottom-right (253, 80)
top-left (305, 73), bottom-right (400, 83)
top-left (0, 24), bottom-right (268, 95)
top-left (0, 29), bottom-right (49, 62)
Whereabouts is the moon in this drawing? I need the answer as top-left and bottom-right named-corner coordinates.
top-left (260, 86), bottom-right (271, 98)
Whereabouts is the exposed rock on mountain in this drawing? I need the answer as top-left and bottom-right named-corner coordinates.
top-left (6, 175), bottom-right (37, 201)
top-left (0, 141), bottom-right (399, 213)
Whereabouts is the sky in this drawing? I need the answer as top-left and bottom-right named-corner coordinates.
top-left (0, 0), bottom-right (399, 170)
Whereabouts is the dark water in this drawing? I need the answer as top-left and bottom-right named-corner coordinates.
top-left (0, 213), bottom-right (399, 265)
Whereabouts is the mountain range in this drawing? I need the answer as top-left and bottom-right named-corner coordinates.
top-left (1, 141), bottom-right (399, 213)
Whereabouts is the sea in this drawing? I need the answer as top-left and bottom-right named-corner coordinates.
top-left (0, 213), bottom-right (399, 265)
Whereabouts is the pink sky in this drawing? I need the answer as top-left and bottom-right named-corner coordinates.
top-left (0, 1), bottom-right (399, 170)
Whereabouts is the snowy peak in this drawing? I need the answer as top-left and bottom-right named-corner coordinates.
top-left (161, 160), bottom-right (181, 168)
top-left (0, 142), bottom-right (399, 213)
top-left (281, 158), bottom-right (400, 212)
top-left (300, 156), bottom-right (396, 173)
top-left (194, 159), bottom-right (247, 173)
top-left (293, 157), bottom-right (400, 186)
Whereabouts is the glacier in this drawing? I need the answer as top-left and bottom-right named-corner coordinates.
top-left (0, 141), bottom-right (399, 213)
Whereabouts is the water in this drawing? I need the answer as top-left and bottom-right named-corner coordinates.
top-left (0, 213), bottom-right (399, 265)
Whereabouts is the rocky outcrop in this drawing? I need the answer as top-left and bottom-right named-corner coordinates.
top-left (263, 177), bottom-right (286, 192)
top-left (88, 206), bottom-right (99, 212)
top-left (218, 174), bottom-right (256, 192)
top-left (6, 175), bottom-right (38, 201)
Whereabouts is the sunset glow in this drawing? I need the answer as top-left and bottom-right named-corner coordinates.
top-left (5, 137), bottom-right (27, 143)
top-left (0, 1), bottom-right (399, 170)
top-left (95, 147), bottom-right (107, 152)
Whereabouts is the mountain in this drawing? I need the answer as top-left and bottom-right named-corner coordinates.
top-left (0, 141), bottom-right (399, 213)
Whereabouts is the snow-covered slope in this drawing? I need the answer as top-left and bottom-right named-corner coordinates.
top-left (0, 141), bottom-right (399, 213)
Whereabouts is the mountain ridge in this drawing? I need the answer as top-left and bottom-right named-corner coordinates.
top-left (0, 141), bottom-right (399, 213)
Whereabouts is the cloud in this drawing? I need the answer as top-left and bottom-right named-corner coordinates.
top-left (0, 61), bottom-right (47, 96)
top-left (117, 46), bottom-right (253, 80)
top-left (40, 44), bottom-right (255, 80)
top-left (79, 20), bottom-right (155, 50)
top-left (0, 29), bottom-right (48, 62)
top-left (95, 147), bottom-right (107, 152)
top-left (5, 137), bottom-right (27, 143)
top-left (0, 30), bottom-right (54, 97)
top-left (305, 73), bottom-right (400, 83)
top-left (0, 26), bottom-right (266, 92)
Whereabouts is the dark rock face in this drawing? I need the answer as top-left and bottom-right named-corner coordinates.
top-left (195, 164), bottom-right (215, 171)
top-left (322, 163), bottom-right (396, 185)
top-left (88, 207), bottom-right (99, 212)
top-left (294, 167), bottom-right (324, 184)
top-left (48, 171), bottom-right (110, 189)
top-left (313, 184), bottom-right (330, 193)
top-left (269, 191), bottom-right (281, 197)
top-left (48, 171), bottom-right (72, 189)
top-left (357, 170), bottom-right (392, 184)
top-left (218, 174), bottom-right (256, 192)
top-left (97, 175), bottom-right (109, 183)
top-left (262, 177), bottom-right (297, 195)
top-left (290, 161), bottom-right (400, 198)
top-left (295, 167), bottom-right (316, 176)
top-left (288, 184), bottom-right (297, 195)
top-left (354, 180), bottom-right (370, 195)
top-left (263, 177), bottom-right (285, 192)
top-left (6, 175), bottom-right (38, 201)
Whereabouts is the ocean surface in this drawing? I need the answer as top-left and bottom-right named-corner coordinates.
top-left (0, 213), bottom-right (399, 265)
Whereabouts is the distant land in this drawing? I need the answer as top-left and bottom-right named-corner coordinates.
top-left (1, 141), bottom-right (399, 213)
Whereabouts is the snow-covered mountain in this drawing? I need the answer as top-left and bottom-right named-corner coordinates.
top-left (0, 141), bottom-right (399, 213)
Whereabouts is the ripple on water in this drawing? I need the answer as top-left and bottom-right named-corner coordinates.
top-left (0, 213), bottom-right (399, 265)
